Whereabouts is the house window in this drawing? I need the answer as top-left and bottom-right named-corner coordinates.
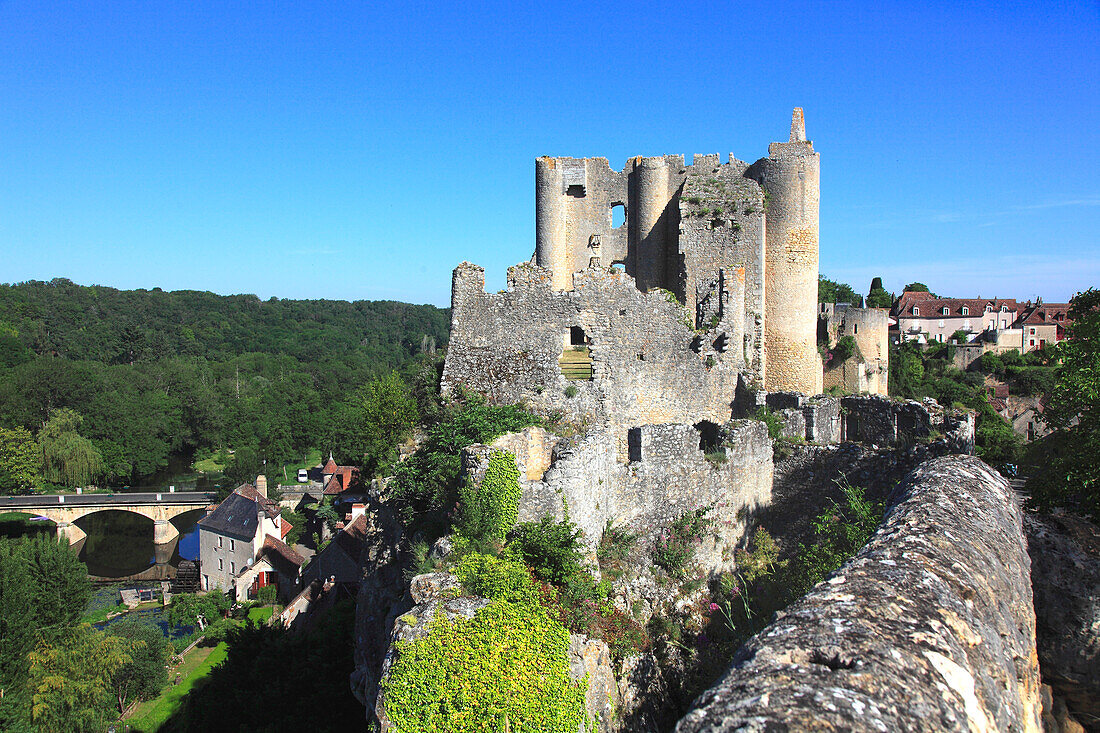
top-left (942, 306), bottom-right (949, 316)
top-left (1002, 319), bottom-right (1007, 328)
top-left (230, 539), bottom-right (235, 552)
top-left (1029, 339), bottom-right (1035, 346)
top-left (203, 574), bottom-right (209, 589)
top-left (913, 306), bottom-right (919, 316)
top-left (853, 323), bottom-right (858, 334)
top-left (218, 536), bottom-right (223, 548)
top-left (961, 306), bottom-right (969, 316)
top-left (1029, 327), bottom-right (1035, 335)
top-left (230, 561), bottom-right (235, 575)
top-left (1001, 305), bottom-right (1009, 312)
top-left (985, 305), bottom-right (992, 313)
top-left (938, 319), bottom-right (944, 327)
top-left (219, 558), bottom-right (224, 571)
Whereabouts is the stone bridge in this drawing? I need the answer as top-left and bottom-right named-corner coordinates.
top-left (0, 491), bottom-right (214, 544)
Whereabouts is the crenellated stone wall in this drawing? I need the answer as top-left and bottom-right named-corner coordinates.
top-left (678, 455), bottom-right (1042, 732)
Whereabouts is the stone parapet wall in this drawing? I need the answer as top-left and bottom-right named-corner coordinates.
top-left (678, 455), bottom-right (1042, 732)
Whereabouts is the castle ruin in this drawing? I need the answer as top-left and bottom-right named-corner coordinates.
top-left (443, 109), bottom-right (827, 432)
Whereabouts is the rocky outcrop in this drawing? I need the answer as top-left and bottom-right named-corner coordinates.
top-left (349, 503), bottom-right (413, 722)
top-left (1026, 512), bottom-right (1100, 730)
top-left (677, 455), bottom-right (1042, 732)
top-left (373, 572), bottom-right (618, 733)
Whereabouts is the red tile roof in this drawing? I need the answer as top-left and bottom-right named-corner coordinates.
top-left (262, 535), bottom-right (305, 568)
top-left (1018, 303), bottom-right (1072, 325)
top-left (895, 293), bottom-right (1020, 319)
top-left (323, 465), bottom-right (359, 495)
top-left (322, 457), bottom-right (338, 474)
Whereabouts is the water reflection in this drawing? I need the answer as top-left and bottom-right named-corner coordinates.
top-left (76, 509), bottom-right (202, 579)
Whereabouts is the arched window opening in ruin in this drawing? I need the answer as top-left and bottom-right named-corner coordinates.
top-left (570, 326), bottom-right (588, 346)
top-left (611, 203), bottom-right (626, 228)
top-left (610, 260), bottom-right (626, 274)
top-left (853, 323), bottom-right (859, 334)
top-left (566, 184), bottom-right (585, 198)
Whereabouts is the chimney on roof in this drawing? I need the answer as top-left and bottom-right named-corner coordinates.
top-left (790, 108), bottom-right (806, 142)
top-left (255, 474), bottom-right (267, 499)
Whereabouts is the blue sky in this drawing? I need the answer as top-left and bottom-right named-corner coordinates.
top-left (1, 1), bottom-right (1097, 307)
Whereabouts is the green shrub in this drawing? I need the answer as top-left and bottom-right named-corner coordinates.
top-left (381, 599), bottom-right (591, 733)
top-left (652, 507), bottom-right (713, 577)
top-left (597, 521), bottom-right (636, 566)
top-left (456, 450), bottom-right (521, 544)
top-left (564, 384), bottom-right (578, 398)
top-left (506, 514), bottom-right (584, 587)
top-left (456, 553), bottom-right (536, 603)
top-left (752, 407), bottom-right (785, 441)
top-left (790, 482), bottom-right (883, 595)
top-left (389, 394), bottom-right (541, 530)
top-left (257, 585), bottom-right (277, 604)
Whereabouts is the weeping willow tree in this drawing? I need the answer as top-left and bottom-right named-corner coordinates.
top-left (38, 409), bottom-right (103, 489)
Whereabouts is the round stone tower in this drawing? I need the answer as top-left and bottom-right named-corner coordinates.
top-left (535, 157), bottom-right (572, 290)
top-left (757, 109), bottom-right (823, 395)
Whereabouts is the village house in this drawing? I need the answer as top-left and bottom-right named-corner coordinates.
top-left (278, 503), bottom-right (369, 630)
top-left (197, 476), bottom-right (303, 601)
top-left (893, 291), bottom-right (1022, 347)
top-left (1016, 301), bottom-right (1072, 352)
top-left (321, 454), bottom-right (361, 498)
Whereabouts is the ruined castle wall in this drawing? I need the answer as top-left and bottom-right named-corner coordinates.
top-left (824, 306), bottom-right (890, 395)
top-left (441, 262), bottom-right (746, 431)
top-left (678, 455), bottom-right (1042, 732)
top-left (465, 421), bottom-right (773, 570)
top-left (535, 155), bottom-right (687, 293)
top-left (677, 159), bottom-right (767, 379)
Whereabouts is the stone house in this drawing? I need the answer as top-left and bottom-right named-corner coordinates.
top-left (197, 477), bottom-right (300, 598)
top-left (1015, 302), bottom-right (1071, 352)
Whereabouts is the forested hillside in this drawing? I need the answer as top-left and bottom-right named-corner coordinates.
top-left (0, 278), bottom-right (449, 490)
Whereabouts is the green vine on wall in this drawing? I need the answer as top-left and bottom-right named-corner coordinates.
top-left (456, 450), bottom-right (521, 544)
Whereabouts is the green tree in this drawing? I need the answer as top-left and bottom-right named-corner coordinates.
top-left (37, 409), bottom-right (103, 489)
top-left (818, 275), bottom-right (862, 306)
top-left (167, 592), bottom-right (232, 629)
top-left (27, 623), bottom-right (132, 732)
top-left (0, 540), bottom-right (35, 730)
top-left (866, 277), bottom-right (894, 309)
top-left (336, 371), bottom-right (419, 474)
top-left (0, 427), bottom-right (40, 493)
top-left (20, 535), bottom-right (91, 629)
top-left (1027, 288), bottom-right (1100, 519)
top-left (106, 618), bottom-right (169, 711)
top-left (903, 282), bottom-right (931, 292)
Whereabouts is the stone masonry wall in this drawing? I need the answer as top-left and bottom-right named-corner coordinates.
top-left (442, 262), bottom-right (751, 431)
top-left (678, 455), bottom-right (1042, 732)
top-left (463, 421), bottom-right (772, 562)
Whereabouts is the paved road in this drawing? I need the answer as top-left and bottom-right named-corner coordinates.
top-left (0, 491), bottom-right (215, 509)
